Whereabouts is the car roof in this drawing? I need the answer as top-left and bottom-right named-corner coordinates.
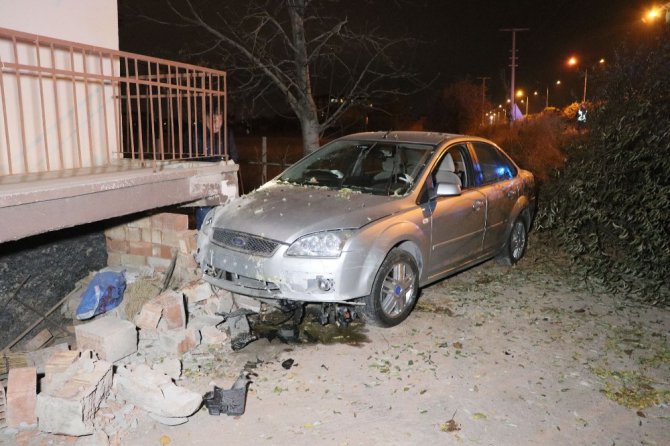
top-left (340, 131), bottom-right (465, 146)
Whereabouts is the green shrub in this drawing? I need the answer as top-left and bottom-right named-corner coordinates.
top-left (538, 31), bottom-right (670, 305)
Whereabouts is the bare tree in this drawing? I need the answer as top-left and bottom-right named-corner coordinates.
top-left (426, 80), bottom-right (491, 135)
top-left (145, 0), bottom-right (420, 154)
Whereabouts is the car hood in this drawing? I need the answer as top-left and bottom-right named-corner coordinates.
top-left (211, 181), bottom-right (410, 243)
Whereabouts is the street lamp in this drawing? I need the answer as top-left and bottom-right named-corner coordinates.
top-left (567, 56), bottom-right (603, 103)
top-left (643, 3), bottom-right (670, 24)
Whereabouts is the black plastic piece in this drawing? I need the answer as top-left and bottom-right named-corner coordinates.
top-left (203, 385), bottom-right (248, 416)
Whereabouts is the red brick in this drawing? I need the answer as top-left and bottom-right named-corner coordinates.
top-left (152, 244), bottom-right (175, 260)
top-left (141, 228), bottom-right (152, 243)
top-left (45, 351), bottom-right (80, 376)
top-left (106, 237), bottom-right (128, 253)
top-left (7, 367), bottom-right (37, 427)
top-left (129, 241), bottom-right (153, 256)
top-left (135, 300), bottom-right (163, 330)
top-left (158, 328), bottom-right (200, 355)
top-left (178, 230), bottom-right (198, 254)
top-left (158, 291), bottom-right (186, 330)
top-left (126, 227), bottom-right (141, 242)
top-left (160, 230), bottom-right (181, 248)
top-left (151, 214), bottom-right (164, 229)
top-left (104, 225), bottom-right (126, 241)
top-left (161, 213), bottom-right (189, 231)
top-left (128, 216), bottom-right (152, 229)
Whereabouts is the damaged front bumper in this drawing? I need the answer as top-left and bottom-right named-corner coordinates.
top-left (197, 231), bottom-right (377, 303)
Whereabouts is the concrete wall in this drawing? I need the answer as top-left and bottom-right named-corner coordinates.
top-left (0, 0), bottom-right (118, 49)
top-left (0, 0), bottom-right (119, 175)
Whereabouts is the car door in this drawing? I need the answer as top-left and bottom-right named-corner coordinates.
top-left (425, 144), bottom-right (487, 280)
top-left (469, 142), bottom-right (520, 254)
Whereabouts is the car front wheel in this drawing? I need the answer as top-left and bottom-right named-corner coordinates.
top-left (496, 217), bottom-right (528, 266)
top-left (362, 249), bottom-right (419, 327)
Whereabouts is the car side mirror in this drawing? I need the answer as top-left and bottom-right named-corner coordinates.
top-left (436, 182), bottom-right (461, 197)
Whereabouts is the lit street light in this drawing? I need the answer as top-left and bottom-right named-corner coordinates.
top-left (566, 56), bottom-right (605, 103)
top-left (643, 3), bottom-right (670, 24)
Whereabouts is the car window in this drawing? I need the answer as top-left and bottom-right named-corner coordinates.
top-left (432, 144), bottom-right (469, 189)
top-left (278, 140), bottom-right (435, 196)
top-left (470, 142), bottom-right (517, 185)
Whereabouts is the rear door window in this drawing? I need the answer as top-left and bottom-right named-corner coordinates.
top-left (470, 142), bottom-right (517, 186)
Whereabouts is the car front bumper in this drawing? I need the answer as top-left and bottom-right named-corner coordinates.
top-left (198, 236), bottom-right (377, 303)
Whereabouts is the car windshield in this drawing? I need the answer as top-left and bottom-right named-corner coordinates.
top-left (278, 139), bottom-right (435, 196)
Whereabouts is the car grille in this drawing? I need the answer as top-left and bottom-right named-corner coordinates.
top-left (211, 229), bottom-right (281, 257)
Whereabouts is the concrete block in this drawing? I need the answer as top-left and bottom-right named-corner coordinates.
top-left (158, 328), bottom-right (200, 355)
top-left (182, 281), bottom-right (213, 304)
top-left (152, 359), bottom-right (182, 380)
top-left (6, 367), bottom-right (37, 427)
top-left (187, 315), bottom-right (224, 331)
top-left (120, 253), bottom-right (146, 267)
top-left (114, 364), bottom-right (201, 419)
top-left (200, 326), bottom-right (228, 345)
top-left (75, 317), bottom-right (137, 362)
top-left (36, 353), bottom-right (113, 436)
top-left (107, 252), bottom-right (122, 267)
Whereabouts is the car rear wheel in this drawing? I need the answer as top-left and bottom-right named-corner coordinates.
top-left (362, 249), bottom-right (419, 327)
top-left (496, 217), bottom-right (528, 266)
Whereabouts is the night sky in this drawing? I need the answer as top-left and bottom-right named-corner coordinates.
top-left (119, 0), bottom-right (653, 109)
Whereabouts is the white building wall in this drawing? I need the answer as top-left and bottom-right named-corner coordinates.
top-left (0, 0), bottom-right (118, 49)
top-left (0, 0), bottom-right (119, 175)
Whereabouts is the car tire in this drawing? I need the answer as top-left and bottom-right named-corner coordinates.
top-left (496, 217), bottom-right (528, 266)
top-left (362, 248), bottom-right (419, 327)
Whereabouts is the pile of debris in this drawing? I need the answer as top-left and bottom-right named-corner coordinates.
top-left (0, 271), bottom-right (255, 444)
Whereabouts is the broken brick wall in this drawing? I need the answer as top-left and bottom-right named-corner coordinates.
top-left (105, 213), bottom-right (199, 283)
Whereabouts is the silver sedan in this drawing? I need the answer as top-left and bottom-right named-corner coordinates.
top-left (196, 131), bottom-right (536, 327)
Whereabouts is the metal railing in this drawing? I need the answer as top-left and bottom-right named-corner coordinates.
top-left (0, 26), bottom-right (228, 176)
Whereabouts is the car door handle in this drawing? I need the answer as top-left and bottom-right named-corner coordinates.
top-left (472, 199), bottom-right (484, 212)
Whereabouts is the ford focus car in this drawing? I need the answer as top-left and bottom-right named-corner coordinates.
top-left (196, 131), bottom-right (536, 327)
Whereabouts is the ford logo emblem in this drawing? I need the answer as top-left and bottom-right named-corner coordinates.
top-left (231, 236), bottom-right (247, 247)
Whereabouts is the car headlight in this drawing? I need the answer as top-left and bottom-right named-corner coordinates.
top-left (286, 230), bottom-right (355, 257)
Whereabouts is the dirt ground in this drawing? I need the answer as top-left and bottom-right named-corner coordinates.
top-left (3, 234), bottom-right (669, 445)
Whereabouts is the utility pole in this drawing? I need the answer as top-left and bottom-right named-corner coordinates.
top-left (500, 28), bottom-right (528, 125)
top-left (476, 76), bottom-right (490, 126)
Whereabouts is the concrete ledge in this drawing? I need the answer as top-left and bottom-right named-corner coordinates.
top-left (0, 160), bottom-right (238, 242)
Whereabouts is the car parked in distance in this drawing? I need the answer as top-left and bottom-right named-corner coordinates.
top-left (196, 131), bottom-right (536, 327)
